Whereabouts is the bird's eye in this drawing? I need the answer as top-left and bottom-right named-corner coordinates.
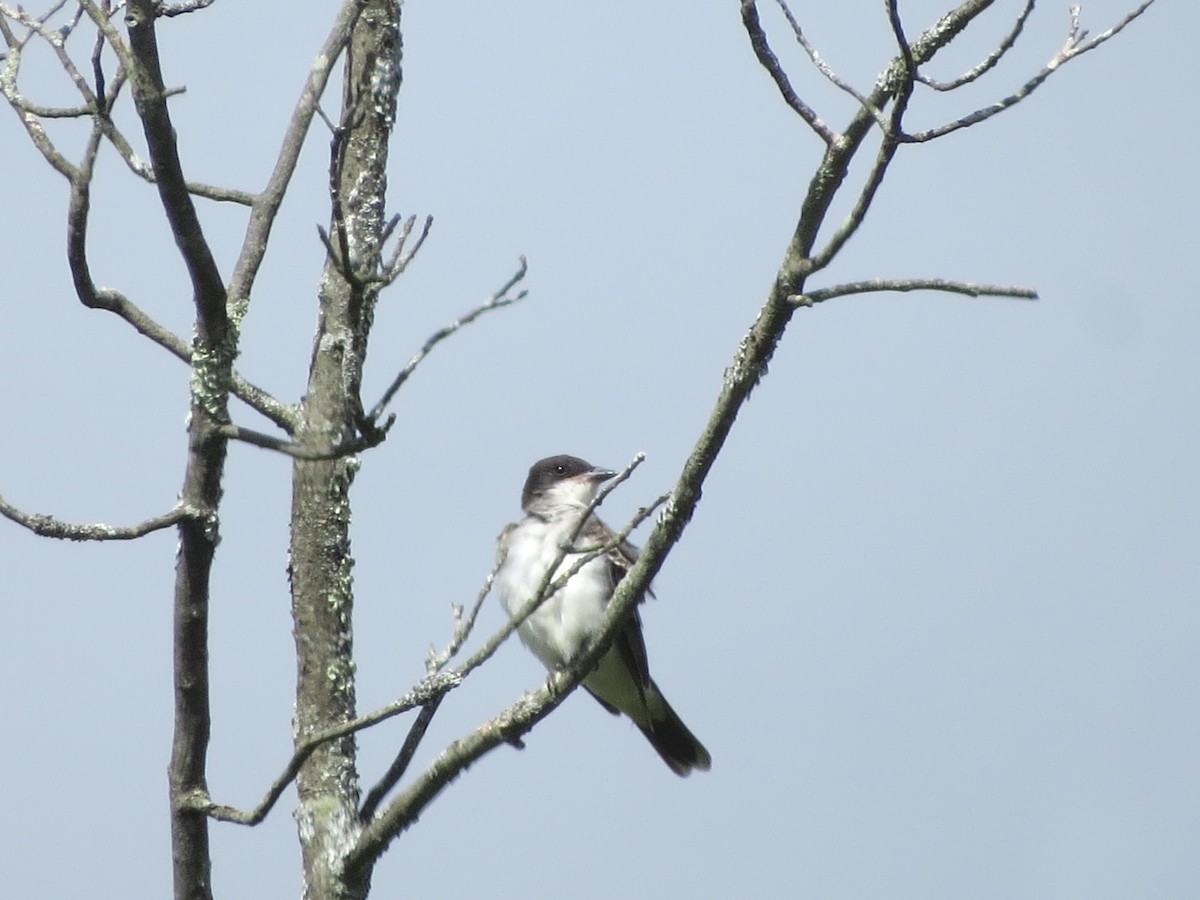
top-left (554, 464), bottom-right (566, 474)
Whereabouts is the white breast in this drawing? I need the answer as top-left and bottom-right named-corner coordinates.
top-left (496, 514), bottom-right (613, 670)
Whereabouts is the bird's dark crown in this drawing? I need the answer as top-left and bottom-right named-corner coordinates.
top-left (521, 454), bottom-right (598, 510)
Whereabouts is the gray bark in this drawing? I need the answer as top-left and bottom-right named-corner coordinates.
top-left (288, 3), bottom-right (401, 898)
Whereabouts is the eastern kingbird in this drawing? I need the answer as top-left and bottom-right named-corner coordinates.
top-left (495, 454), bottom-right (711, 776)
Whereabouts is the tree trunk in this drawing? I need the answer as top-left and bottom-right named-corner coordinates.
top-left (289, 3), bottom-right (401, 898)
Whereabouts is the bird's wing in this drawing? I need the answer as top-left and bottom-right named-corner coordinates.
top-left (614, 609), bottom-right (653, 696)
top-left (583, 513), bottom-right (654, 602)
top-left (582, 515), bottom-right (654, 694)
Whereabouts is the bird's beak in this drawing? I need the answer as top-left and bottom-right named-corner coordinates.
top-left (587, 468), bottom-right (618, 483)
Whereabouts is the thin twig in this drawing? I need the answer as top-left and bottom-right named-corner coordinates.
top-left (0, 19), bottom-right (80, 178)
top-left (807, 66), bottom-right (912, 272)
top-left (89, 8), bottom-right (108, 113)
top-left (904, 1), bottom-right (1157, 142)
top-left (217, 422), bottom-right (387, 459)
top-left (885, 0), bottom-right (915, 82)
top-left (367, 256), bottom-right (529, 421)
top-left (802, 0), bottom-right (926, 276)
top-left (6, 0), bottom-right (102, 115)
top-left (7, 97), bottom-right (88, 116)
top-left (225, 0), bottom-right (370, 323)
top-left (425, 561), bottom-right (498, 675)
top-left (79, 1), bottom-right (134, 91)
top-left (794, 277), bottom-right (1038, 305)
top-left (323, 120), bottom-right (357, 284)
top-left (740, 0), bottom-right (838, 145)
top-left (772, 0), bottom-right (888, 133)
top-left (57, 0), bottom-right (85, 39)
top-left (377, 214), bottom-right (433, 286)
top-left (919, 0), bottom-right (1035, 91)
top-left (105, 119), bottom-right (259, 204)
top-left (0, 495), bottom-right (199, 541)
top-left (195, 672), bottom-right (461, 825)
top-left (359, 697), bottom-right (443, 822)
top-left (84, 291), bottom-right (292, 427)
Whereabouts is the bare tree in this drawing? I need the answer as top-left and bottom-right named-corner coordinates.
top-left (0, 1), bottom-right (1155, 898)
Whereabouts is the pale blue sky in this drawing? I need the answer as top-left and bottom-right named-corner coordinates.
top-left (2, 2), bottom-right (1196, 897)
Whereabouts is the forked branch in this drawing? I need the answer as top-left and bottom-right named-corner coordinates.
top-left (902, 1), bottom-right (1157, 143)
top-left (739, 0), bottom-right (838, 145)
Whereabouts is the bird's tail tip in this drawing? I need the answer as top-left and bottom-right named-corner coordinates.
top-left (641, 686), bottom-right (712, 777)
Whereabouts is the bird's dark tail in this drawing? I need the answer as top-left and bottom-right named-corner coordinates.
top-left (638, 681), bottom-right (712, 777)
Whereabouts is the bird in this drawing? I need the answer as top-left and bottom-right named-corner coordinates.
top-left (494, 454), bottom-right (711, 776)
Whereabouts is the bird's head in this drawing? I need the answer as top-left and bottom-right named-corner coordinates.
top-left (520, 454), bottom-right (616, 515)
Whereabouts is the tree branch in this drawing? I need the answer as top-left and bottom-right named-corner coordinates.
top-left (792, 278), bottom-right (1036, 307)
top-left (122, 0), bottom-right (228, 343)
top-left (101, 103), bottom-right (259, 204)
top-left (783, 1), bottom-right (993, 284)
top-left (366, 256), bottom-right (529, 422)
top-left (903, 1), bottom-right (1157, 142)
top-left (918, 0), bottom-right (1035, 91)
top-left (357, 698), bottom-right (442, 823)
top-left (804, 0), bottom-right (918, 274)
top-left (0, 17), bottom-right (81, 179)
top-left (0, 495), bottom-right (199, 540)
top-left (739, 0), bottom-right (837, 145)
top-left (794, 278), bottom-right (1038, 305)
top-left (423, 558), bottom-right (503, 676)
top-left (61, 107), bottom-right (295, 432)
top-left (194, 672), bottom-right (460, 826)
top-left (83, 287), bottom-right (293, 429)
top-left (770, 0), bottom-right (889, 134)
top-left (216, 422), bottom-right (387, 459)
top-left (225, 0), bottom-right (371, 325)
top-left (100, 4), bottom-right (236, 896)
top-left (376, 213), bottom-right (433, 286)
